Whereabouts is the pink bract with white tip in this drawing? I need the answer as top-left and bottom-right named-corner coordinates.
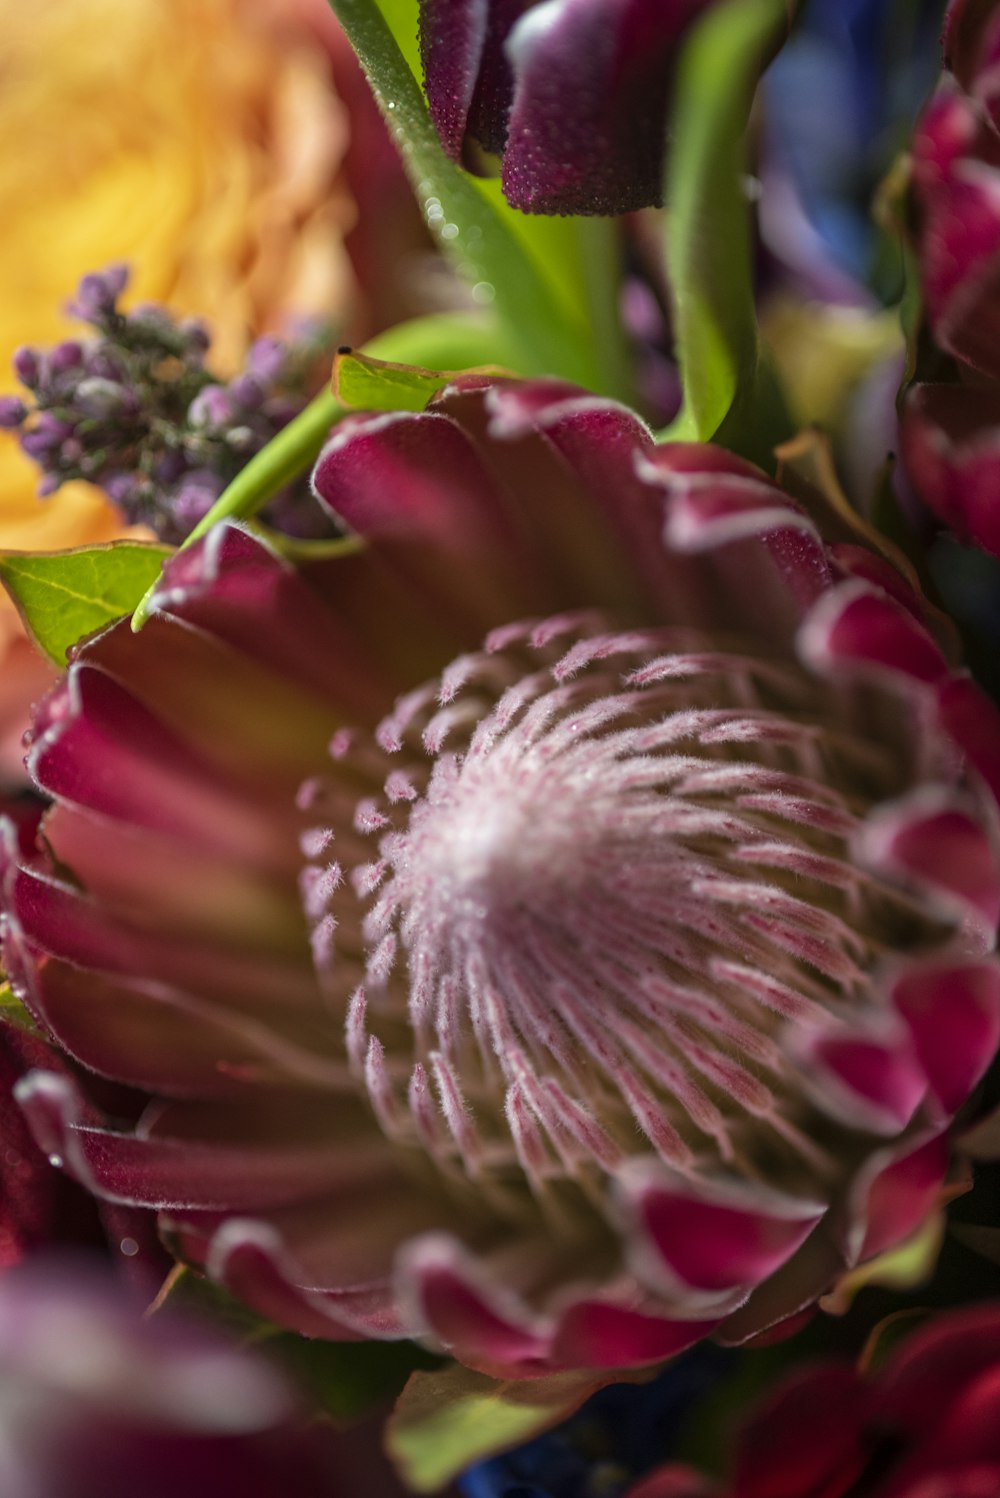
top-left (4, 378), bottom-right (1000, 1378)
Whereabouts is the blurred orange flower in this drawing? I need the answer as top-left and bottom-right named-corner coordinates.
top-left (0, 0), bottom-right (356, 768)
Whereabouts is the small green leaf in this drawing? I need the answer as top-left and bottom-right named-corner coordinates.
top-left (387, 1363), bottom-right (649, 1491)
top-left (334, 347), bottom-right (509, 412)
top-left (0, 982), bottom-right (41, 1037)
top-left (661, 0), bottom-right (794, 458)
top-left (267, 1335), bottom-right (442, 1423)
top-left (0, 541), bottom-right (173, 665)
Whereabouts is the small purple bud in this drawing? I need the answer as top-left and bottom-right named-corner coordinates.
top-left (49, 340), bottom-right (85, 374)
top-left (85, 348), bottom-right (126, 382)
top-left (75, 377), bottom-right (131, 419)
top-left (224, 424), bottom-right (258, 453)
top-left (153, 449), bottom-right (188, 485)
top-left (21, 414), bottom-right (72, 458)
top-left (0, 396), bottom-right (27, 429)
top-left (246, 335), bottom-right (287, 384)
top-left (179, 317), bottom-right (211, 356)
top-left (128, 302), bottom-right (174, 335)
top-left (36, 474), bottom-right (60, 497)
top-left (228, 373), bottom-right (265, 411)
top-left (70, 264), bottom-right (130, 322)
top-left (188, 384), bottom-right (233, 428)
top-left (12, 347), bottom-right (41, 388)
top-left (171, 471), bottom-right (223, 530)
top-left (103, 472), bottom-right (139, 507)
top-left (60, 438), bottom-right (85, 466)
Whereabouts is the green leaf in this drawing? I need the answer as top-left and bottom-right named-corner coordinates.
top-left (325, 0), bottom-right (631, 400)
top-left (387, 1363), bottom-right (650, 1491)
top-left (267, 1335), bottom-right (442, 1423)
top-left (0, 982), bottom-right (41, 1037)
top-left (0, 541), bottom-right (173, 665)
top-left (661, 0), bottom-right (793, 459)
top-left (334, 347), bottom-right (509, 412)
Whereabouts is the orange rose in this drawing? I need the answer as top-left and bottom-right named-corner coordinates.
top-left (0, 0), bottom-right (355, 771)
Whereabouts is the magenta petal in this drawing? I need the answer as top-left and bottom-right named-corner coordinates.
top-left (312, 408), bottom-right (550, 629)
top-left (419, 0), bottom-right (492, 158)
top-left (550, 1301), bottom-right (717, 1369)
top-left (935, 675), bottom-right (1000, 804)
top-left (892, 962), bottom-right (1000, 1114)
top-left (732, 1363), bottom-right (868, 1498)
top-left (15, 1072), bottom-right (351, 1212)
top-left (799, 581), bottom-right (950, 684)
top-left (206, 1219), bottom-right (405, 1340)
top-left (501, 0), bottom-right (710, 214)
top-left (918, 150), bottom-right (1000, 379)
top-left (856, 792), bottom-right (1000, 942)
top-left (625, 1170), bottom-right (825, 1298)
top-left (852, 1133), bottom-right (950, 1262)
top-left (398, 1235), bottom-right (551, 1372)
top-left (874, 1303), bottom-right (1000, 1430)
top-left (900, 384), bottom-right (1000, 559)
top-left (151, 523), bottom-right (389, 717)
top-left (628, 1469), bottom-right (719, 1498)
top-left (798, 1030), bottom-right (926, 1135)
top-left (420, 0), bottom-right (523, 160)
top-left (28, 666), bottom-right (267, 856)
top-left (6, 863), bottom-right (320, 1013)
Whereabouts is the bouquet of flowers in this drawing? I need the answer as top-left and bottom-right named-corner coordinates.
top-left (2, 1), bottom-right (1000, 1494)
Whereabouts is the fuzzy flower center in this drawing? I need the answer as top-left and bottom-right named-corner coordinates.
top-left (301, 613), bottom-right (936, 1199)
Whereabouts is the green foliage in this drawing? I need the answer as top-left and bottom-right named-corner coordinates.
top-left (661, 0), bottom-right (792, 460)
top-left (0, 541), bottom-right (173, 665)
top-left (334, 347), bottom-right (509, 411)
top-left (386, 1362), bottom-right (651, 1491)
top-left (267, 1335), bottom-right (442, 1423)
top-left (0, 982), bottom-right (41, 1037)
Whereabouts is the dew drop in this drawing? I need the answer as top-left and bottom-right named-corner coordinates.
top-left (47, 1154), bottom-right (64, 1169)
top-left (472, 282), bottom-right (496, 305)
top-left (120, 1237), bottom-right (139, 1257)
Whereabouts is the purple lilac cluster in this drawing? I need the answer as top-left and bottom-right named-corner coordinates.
top-left (0, 266), bottom-right (336, 545)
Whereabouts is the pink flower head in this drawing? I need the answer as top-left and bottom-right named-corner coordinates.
top-left (630, 1301), bottom-right (1000, 1498)
top-left (5, 379), bottom-right (1000, 1379)
top-left (419, 0), bottom-right (716, 215)
top-left (900, 382), bottom-right (1000, 559)
top-left (911, 1), bottom-right (1000, 379)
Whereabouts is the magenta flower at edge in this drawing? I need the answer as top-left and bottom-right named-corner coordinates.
top-left (419, 0), bottom-right (716, 214)
top-left (5, 378), bottom-right (1000, 1379)
top-left (628, 1302), bottom-right (1000, 1498)
top-left (0, 1261), bottom-right (345, 1498)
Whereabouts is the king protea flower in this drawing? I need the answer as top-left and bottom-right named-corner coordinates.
top-left (5, 379), bottom-right (1000, 1378)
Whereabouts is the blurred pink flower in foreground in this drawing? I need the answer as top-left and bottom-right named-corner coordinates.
top-left (5, 380), bottom-right (1000, 1379)
top-left (0, 1261), bottom-right (345, 1498)
top-left (630, 1301), bottom-right (1000, 1498)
